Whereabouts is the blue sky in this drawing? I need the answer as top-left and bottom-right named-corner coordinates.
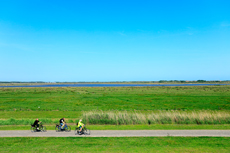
top-left (0, 0), bottom-right (230, 82)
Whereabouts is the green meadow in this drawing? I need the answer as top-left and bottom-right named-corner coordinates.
top-left (1, 137), bottom-right (230, 153)
top-left (1, 86), bottom-right (229, 111)
top-left (1, 86), bottom-right (230, 152)
top-left (0, 86), bottom-right (229, 128)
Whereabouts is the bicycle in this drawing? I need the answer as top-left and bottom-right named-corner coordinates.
top-left (31, 122), bottom-right (46, 132)
top-left (75, 125), bottom-right (90, 135)
top-left (55, 123), bottom-right (71, 132)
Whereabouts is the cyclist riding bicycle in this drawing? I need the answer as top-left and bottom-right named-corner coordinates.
top-left (78, 119), bottom-right (84, 134)
top-left (59, 118), bottom-right (65, 129)
top-left (32, 118), bottom-right (40, 130)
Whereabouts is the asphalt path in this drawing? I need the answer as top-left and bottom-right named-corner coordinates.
top-left (1, 130), bottom-right (230, 137)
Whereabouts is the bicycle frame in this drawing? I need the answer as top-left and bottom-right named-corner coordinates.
top-left (57, 124), bottom-right (68, 129)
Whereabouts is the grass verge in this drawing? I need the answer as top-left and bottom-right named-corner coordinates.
top-left (1, 124), bottom-right (230, 130)
top-left (1, 137), bottom-right (230, 153)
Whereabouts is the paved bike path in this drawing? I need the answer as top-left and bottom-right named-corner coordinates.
top-left (0, 130), bottom-right (230, 137)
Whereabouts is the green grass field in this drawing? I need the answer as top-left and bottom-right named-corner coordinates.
top-left (1, 86), bottom-right (230, 111)
top-left (1, 86), bottom-right (230, 152)
top-left (0, 86), bottom-right (229, 128)
top-left (1, 137), bottom-right (229, 153)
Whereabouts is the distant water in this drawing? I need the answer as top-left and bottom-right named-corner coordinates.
top-left (0, 84), bottom-right (229, 88)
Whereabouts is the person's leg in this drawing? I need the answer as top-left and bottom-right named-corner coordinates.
top-left (60, 123), bottom-right (63, 129)
top-left (81, 124), bottom-right (85, 132)
top-left (79, 126), bottom-right (82, 133)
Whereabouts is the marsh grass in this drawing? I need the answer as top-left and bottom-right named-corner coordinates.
top-left (0, 86), bottom-right (230, 111)
top-left (83, 110), bottom-right (230, 125)
top-left (0, 111), bottom-right (229, 126)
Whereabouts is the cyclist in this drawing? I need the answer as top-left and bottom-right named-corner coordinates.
top-left (59, 118), bottom-right (65, 129)
top-left (33, 118), bottom-right (40, 130)
top-left (78, 119), bottom-right (84, 134)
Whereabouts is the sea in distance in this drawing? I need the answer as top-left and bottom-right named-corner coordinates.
top-left (0, 84), bottom-right (229, 88)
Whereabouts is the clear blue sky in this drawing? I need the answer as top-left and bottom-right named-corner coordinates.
top-left (0, 0), bottom-right (230, 82)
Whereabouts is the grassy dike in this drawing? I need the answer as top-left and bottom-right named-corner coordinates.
top-left (1, 137), bottom-right (230, 153)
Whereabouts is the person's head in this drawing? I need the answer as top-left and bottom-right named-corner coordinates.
top-left (36, 118), bottom-right (38, 121)
top-left (79, 119), bottom-right (82, 122)
top-left (63, 118), bottom-right (65, 120)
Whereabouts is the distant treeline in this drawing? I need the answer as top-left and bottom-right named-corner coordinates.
top-left (0, 80), bottom-right (230, 84)
top-left (0, 81), bottom-right (46, 83)
top-left (158, 80), bottom-right (230, 83)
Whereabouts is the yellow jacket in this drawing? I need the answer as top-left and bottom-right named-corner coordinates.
top-left (78, 121), bottom-right (84, 127)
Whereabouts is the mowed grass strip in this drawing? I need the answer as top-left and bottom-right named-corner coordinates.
top-left (1, 124), bottom-right (230, 130)
top-left (1, 137), bottom-right (230, 153)
top-left (0, 111), bottom-right (81, 119)
top-left (0, 86), bottom-right (230, 111)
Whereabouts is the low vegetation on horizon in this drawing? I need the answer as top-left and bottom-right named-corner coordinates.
top-left (0, 80), bottom-right (230, 86)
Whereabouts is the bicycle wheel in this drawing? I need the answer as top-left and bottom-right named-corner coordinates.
top-left (31, 127), bottom-right (36, 132)
top-left (74, 128), bottom-right (79, 135)
top-left (55, 126), bottom-right (60, 132)
top-left (75, 127), bottom-right (80, 135)
top-left (42, 126), bottom-right (46, 132)
top-left (66, 126), bottom-right (71, 132)
top-left (84, 128), bottom-right (90, 135)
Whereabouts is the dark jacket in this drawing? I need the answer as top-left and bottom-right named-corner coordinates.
top-left (33, 120), bottom-right (39, 126)
top-left (60, 118), bottom-right (64, 123)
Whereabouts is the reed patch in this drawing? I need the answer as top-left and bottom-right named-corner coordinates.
top-left (83, 110), bottom-right (230, 125)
